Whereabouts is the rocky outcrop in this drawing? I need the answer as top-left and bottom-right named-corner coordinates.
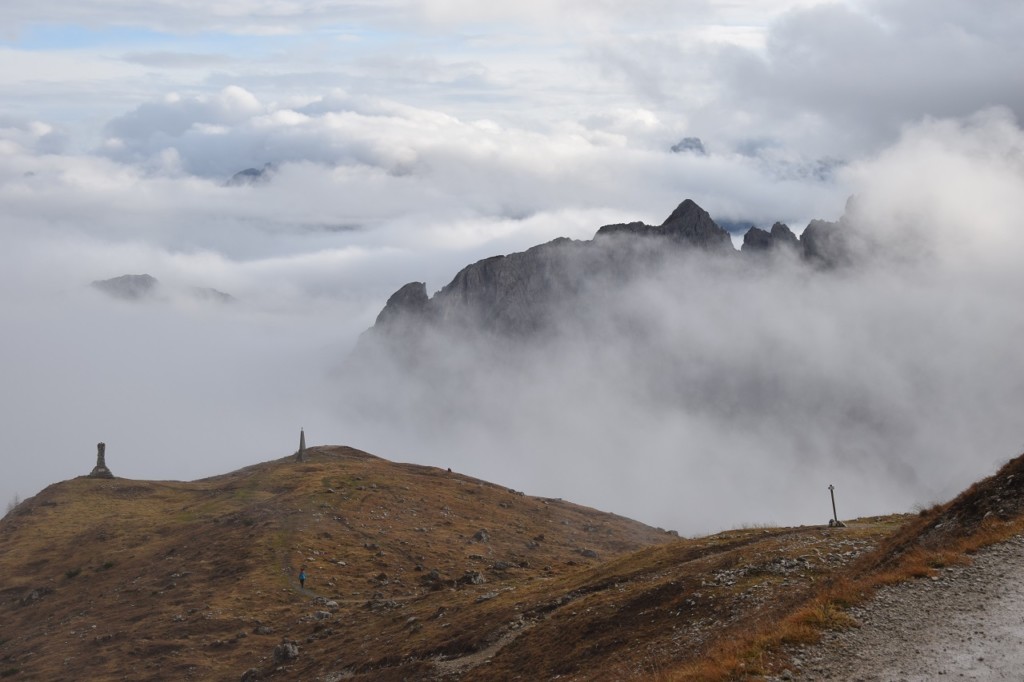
top-left (800, 219), bottom-right (849, 266)
top-left (362, 199), bottom-right (854, 344)
top-left (742, 222), bottom-right (800, 253)
top-left (595, 199), bottom-right (732, 251)
top-left (374, 282), bottom-right (432, 329)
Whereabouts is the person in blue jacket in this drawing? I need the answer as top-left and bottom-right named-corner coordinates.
top-left (299, 568), bottom-right (307, 589)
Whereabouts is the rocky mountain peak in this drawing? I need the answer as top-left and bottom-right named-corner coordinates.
top-left (374, 281), bottom-right (431, 328)
top-left (361, 198), bottom-right (856, 344)
top-left (594, 199), bottom-right (731, 250)
top-left (660, 199), bottom-right (733, 249)
top-left (742, 221), bottom-right (800, 253)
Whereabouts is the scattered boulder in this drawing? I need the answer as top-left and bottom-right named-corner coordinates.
top-left (272, 640), bottom-right (299, 663)
top-left (458, 571), bottom-right (486, 586)
top-left (19, 586), bottom-right (53, 606)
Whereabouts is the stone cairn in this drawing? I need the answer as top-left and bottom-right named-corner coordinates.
top-left (88, 442), bottom-right (115, 479)
top-left (296, 428), bottom-right (306, 462)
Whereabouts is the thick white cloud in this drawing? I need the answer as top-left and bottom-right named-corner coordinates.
top-left (6, 103), bottom-right (1020, 532)
top-left (337, 109), bottom-right (1024, 532)
top-left (713, 1), bottom-right (1024, 155)
top-left (2, 1), bottom-right (1023, 530)
top-left (0, 1), bottom-right (826, 36)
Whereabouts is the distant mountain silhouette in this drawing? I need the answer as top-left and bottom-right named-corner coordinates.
top-left (226, 162), bottom-right (275, 186)
top-left (91, 274), bottom-right (234, 303)
top-left (361, 199), bottom-right (850, 344)
top-left (90, 273), bottom-right (159, 300)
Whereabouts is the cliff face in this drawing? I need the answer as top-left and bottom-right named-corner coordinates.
top-left (363, 199), bottom-right (851, 343)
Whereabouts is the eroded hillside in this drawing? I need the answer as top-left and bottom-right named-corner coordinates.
top-left (3, 447), bottom-right (1023, 681)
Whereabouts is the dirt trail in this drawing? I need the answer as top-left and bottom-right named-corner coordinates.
top-left (786, 535), bottom-right (1024, 681)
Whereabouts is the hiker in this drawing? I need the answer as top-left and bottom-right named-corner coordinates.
top-left (299, 568), bottom-right (307, 589)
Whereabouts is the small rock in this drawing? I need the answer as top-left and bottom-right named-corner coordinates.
top-left (459, 571), bottom-right (486, 586)
top-left (272, 641), bottom-right (299, 663)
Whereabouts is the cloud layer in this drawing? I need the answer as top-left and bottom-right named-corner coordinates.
top-left (2, 2), bottom-right (1023, 533)
top-left (336, 109), bottom-right (1024, 533)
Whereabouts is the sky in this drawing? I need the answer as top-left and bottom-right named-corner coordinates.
top-left (2, 1), bottom-right (1024, 533)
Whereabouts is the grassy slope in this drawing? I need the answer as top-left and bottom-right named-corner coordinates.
top-left (0, 446), bottom-right (671, 681)
top-left (2, 446), bottom-right (1021, 681)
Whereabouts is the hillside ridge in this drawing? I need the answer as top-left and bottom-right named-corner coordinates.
top-left (4, 446), bottom-right (1023, 681)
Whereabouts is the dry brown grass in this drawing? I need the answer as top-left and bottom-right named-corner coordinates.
top-left (655, 453), bottom-right (1024, 682)
top-left (3, 447), bottom-right (1024, 681)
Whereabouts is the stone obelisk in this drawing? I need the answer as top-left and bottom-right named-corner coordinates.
top-left (89, 442), bottom-right (115, 479)
top-left (296, 428), bottom-right (306, 462)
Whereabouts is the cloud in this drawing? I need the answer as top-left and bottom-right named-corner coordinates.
top-left (92, 87), bottom-right (844, 233)
top-left (3, 0), bottom-right (1023, 530)
top-left (333, 109), bottom-right (1024, 533)
top-left (120, 51), bottom-right (233, 68)
top-left (2, 106), bottom-right (1023, 533)
top-left (0, 116), bottom-right (69, 154)
top-left (0, 1), bottom-right (822, 36)
top-left (712, 1), bottom-right (1024, 155)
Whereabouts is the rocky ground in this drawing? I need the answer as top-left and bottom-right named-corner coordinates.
top-left (780, 535), bottom-right (1024, 681)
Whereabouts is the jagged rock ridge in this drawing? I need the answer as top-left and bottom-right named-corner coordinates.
top-left (365, 199), bottom-right (849, 341)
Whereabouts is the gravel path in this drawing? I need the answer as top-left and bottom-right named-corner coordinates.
top-left (786, 535), bottom-right (1024, 681)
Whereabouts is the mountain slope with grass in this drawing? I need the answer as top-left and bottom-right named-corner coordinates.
top-left (2, 446), bottom-right (1023, 681)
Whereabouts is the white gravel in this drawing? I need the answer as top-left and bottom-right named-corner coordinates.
top-left (786, 535), bottom-right (1024, 681)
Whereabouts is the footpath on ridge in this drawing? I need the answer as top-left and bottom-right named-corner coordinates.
top-left (785, 535), bottom-right (1024, 681)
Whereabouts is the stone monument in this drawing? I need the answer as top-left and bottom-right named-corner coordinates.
top-left (296, 428), bottom-right (306, 462)
top-left (89, 442), bottom-right (115, 479)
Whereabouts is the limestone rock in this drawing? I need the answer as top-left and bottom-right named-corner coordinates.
top-left (458, 570), bottom-right (486, 586)
top-left (742, 226), bottom-right (773, 251)
top-left (801, 219), bottom-right (849, 266)
top-left (374, 282), bottom-right (432, 329)
top-left (595, 199), bottom-right (732, 251)
top-left (358, 199), bottom-right (856, 350)
top-left (770, 222), bottom-right (799, 248)
top-left (272, 641), bottom-right (299, 663)
top-left (742, 222), bottom-right (800, 253)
